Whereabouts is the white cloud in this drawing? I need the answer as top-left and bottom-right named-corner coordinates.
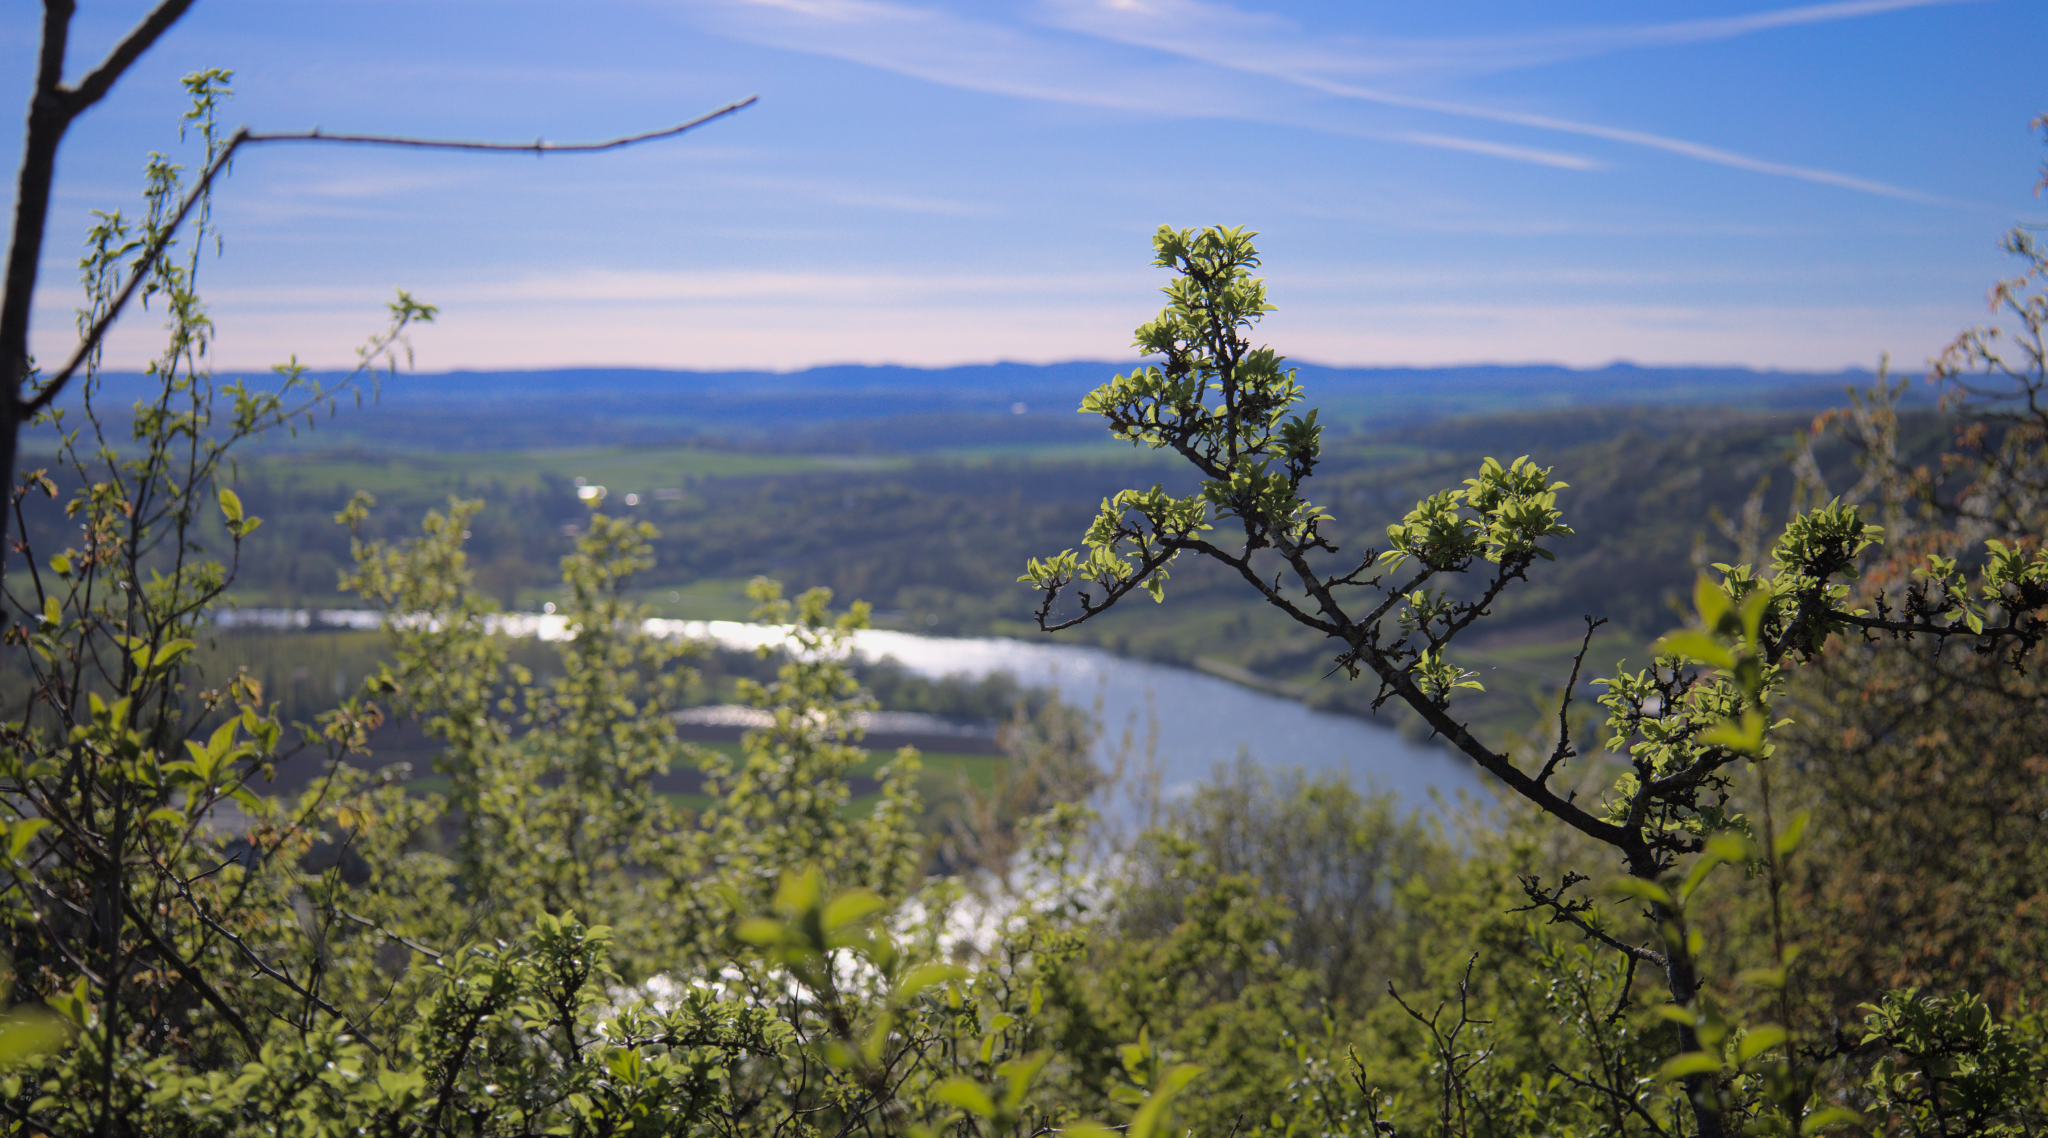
top-left (1388, 132), bottom-right (1598, 172)
top-left (673, 0), bottom-right (1607, 170)
top-left (1041, 0), bottom-right (1965, 203)
top-left (1038, 0), bottom-right (1980, 80)
top-left (684, 0), bottom-right (1267, 117)
top-left (671, 0), bottom-right (1974, 198)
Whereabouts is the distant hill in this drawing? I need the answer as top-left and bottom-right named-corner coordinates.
top-left (53, 360), bottom-right (1923, 453)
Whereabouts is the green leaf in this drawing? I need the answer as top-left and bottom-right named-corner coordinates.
top-left (1738, 586), bottom-right (1773, 647)
top-left (1703, 832), bottom-right (1754, 865)
top-left (1129, 1063), bottom-right (1204, 1138)
top-left (152, 639), bottom-right (195, 670)
top-left (1607, 877), bottom-right (1673, 907)
top-left (773, 868), bottom-right (822, 916)
top-left (1658, 1052), bottom-right (1721, 1080)
top-left (895, 963), bottom-right (968, 1003)
top-left (206, 718), bottom-right (239, 763)
top-left (0, 1011), bottom-right (70, 1069)
top-left (1773, 810), bottom-right (1811, 858)
top-left (1736, 1024), bottom-right (1788, 1062)
top-left (1156, 1063), bottom-right (1202, 1096)
top-left (6, 819), bottom-right (50, 862)
top-left (1699, 710), bottom-right (1767, 754)
top-left (822, 890), bottom-right (886, 933)
top-left (1679, 847), bottom-right (1728, 903)
top-left (1694, 575), bottom-right (1732, 630)
top-left (218, 487), bottom-right (244, 524)
top-left (931, 1077), bottom-right (997, 1118)
top-left (1799, 1106), bottom-right (1865, 1134)
top-left (997, 1051), bottom-right (1051, 1108)
top-left (1656, 630), bottom-right (1735, 671)
top-left (1737, 967), bottom-right (1787, 991)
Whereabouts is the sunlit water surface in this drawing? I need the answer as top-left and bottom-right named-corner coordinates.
top-left (222, 610), bottom-right (1487, 813)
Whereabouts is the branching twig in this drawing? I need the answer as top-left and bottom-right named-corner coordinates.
top-left (23, 95), bottom-right (757, 417)
top-left (1539, 616), bottom-right (1606, 788)
top-left (1513, 873), bottom-right (1668, 970)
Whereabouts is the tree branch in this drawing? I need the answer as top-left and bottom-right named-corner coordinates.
top-left (67, 0), bottom-right (199, 113)
top-left (19, 96), bottom-right (757, 417)
top-left (240, 98), bottom-right (756, 154)
top-left (119, 889), bottom-right (261, 1054)
top-left (1514, 873), bottom-right (1668, 970)
top-left (1539, 616), bottom-right (1606, 788)
top-left (163, 869), bottom-right (379, 1051)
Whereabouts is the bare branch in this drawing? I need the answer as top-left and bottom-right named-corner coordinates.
top-left (1539, 616), bottom-right (1606, 788)
top-left (118, 890), bottom-right (261, 1054)
top-left (163, 868), bottom-right (379, 1050)
top-left (1514, 873), bottom-right (1668, 969)
top-left (67, 0), bottom-right (199, 113)
top-left (20, 96), bottom-right (757, 417)
top-left (241, 97), bottom-right (757, 154)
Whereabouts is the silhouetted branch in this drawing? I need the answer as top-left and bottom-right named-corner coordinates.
top-left (22, 95), bottom-right (757, 417)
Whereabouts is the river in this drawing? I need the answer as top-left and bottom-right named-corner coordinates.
top-left (221, 609), bottom-right (1489, 812)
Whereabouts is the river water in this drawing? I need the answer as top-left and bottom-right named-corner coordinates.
top-left (221, 610), bottom-right (1488, 812)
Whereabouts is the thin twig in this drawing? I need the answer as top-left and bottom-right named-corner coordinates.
top-left (1539, 615), bottom-right (1607, 787)
top-left (118, 890), bottom-right (261, 1054)
top-left (163, 870), bottom-right (379, 1051)
top-left (239, 100), bottom-right (756, 154)
top-left (1514, 874), bottom-right (1668, 969)
top-left (22, 95), bottom-right (757, 417)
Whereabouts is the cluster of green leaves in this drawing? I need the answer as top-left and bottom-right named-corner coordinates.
top-left (1020, 227), bottom-right (1331, 624)
top-left (1023, 221), bottom-right (2048, 1138)
top-left (1859, 991), bottom-right (2047, 1137)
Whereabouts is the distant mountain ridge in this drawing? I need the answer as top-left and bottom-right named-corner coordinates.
top-left (60, 360), bottom-right (1919, 453)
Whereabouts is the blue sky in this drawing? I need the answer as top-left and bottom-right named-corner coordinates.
top-left (8, 0), bottom-right (2045, 374)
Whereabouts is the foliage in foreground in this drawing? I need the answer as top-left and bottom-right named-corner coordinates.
top-left (0, 83), bottom-right (2044, 1138)
top-left (1018, 206), bottom-right (2048, 1137)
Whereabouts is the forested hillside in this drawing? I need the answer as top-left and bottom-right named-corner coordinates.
top-left (28, 398), bottom-right (1936, 747)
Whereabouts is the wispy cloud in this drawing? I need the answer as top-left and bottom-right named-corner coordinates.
top-left (1046, 0), bottom-right (1979, 79)
top-left (1387, 132), bottom-right (1598, 171)
top-left (1266, 297), bottom-right (1977, 371)
top-left (686, 0), bottom-right (1260, 117)
top-left (1044, 0), bottom-right (1965, 203)
top-left (678, 0), bottom-right (1603, 169)
top-left (1437, 0), bottom-right (1982, 72)
top-left (1290, 73), bottom-right (1952, 204)
top-left (682, 0), bottom-right (1969, 200)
